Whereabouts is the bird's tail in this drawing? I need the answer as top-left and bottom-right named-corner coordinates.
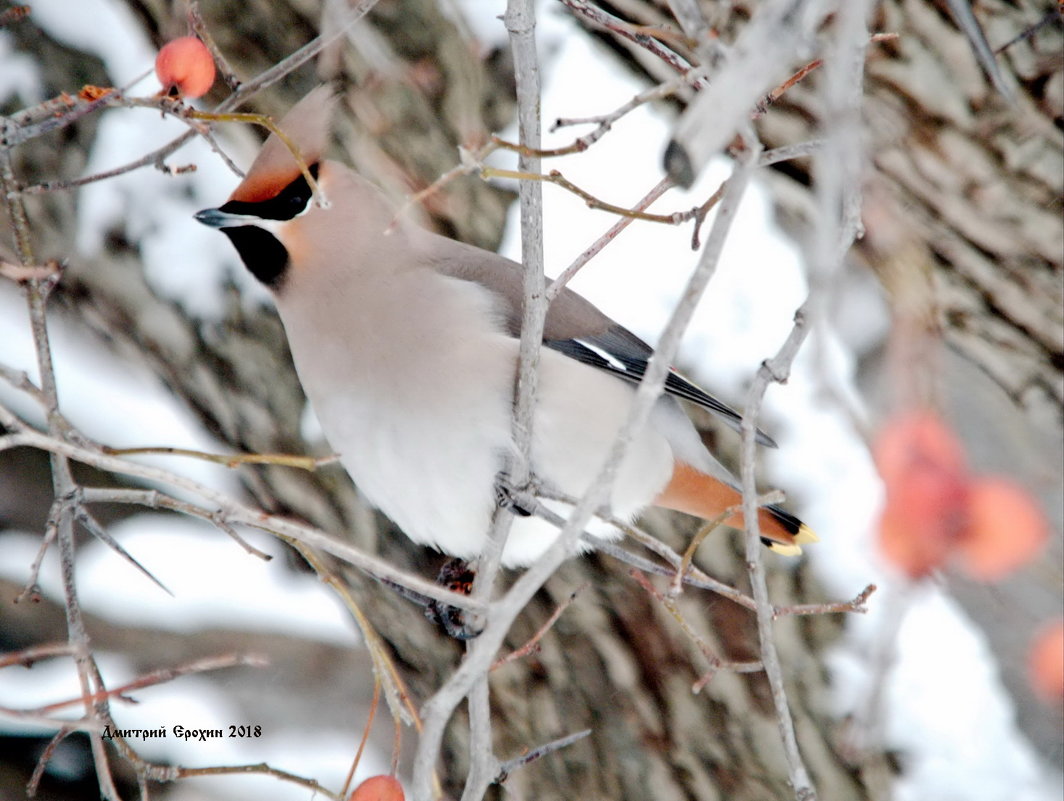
top-left (652, 461), bottom-right (818, 554)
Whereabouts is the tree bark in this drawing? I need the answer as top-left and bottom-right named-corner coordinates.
top-left (2, 0), bottom-right (1059, 798)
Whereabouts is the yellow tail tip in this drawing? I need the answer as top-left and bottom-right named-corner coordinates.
top-left (766, 524), bottom-right (818, 557)
top-left (795, 524), bottom-right (819, 545)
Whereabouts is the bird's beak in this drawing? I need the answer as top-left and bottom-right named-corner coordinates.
top-left (194, 207), bottom-right (255, 228)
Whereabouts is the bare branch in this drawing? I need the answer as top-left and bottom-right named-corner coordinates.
top-left (561, 0), bottom-right (702, 86)
top-left (21, 0), bottom-right (383, 196)
top-left (547, 176), bottom-right (674, 299)
top-left (101, 443), bottom-right (335, 472)
top-left (0, 258), bottom-right (61, 282)
top-left (173, 762), bottom-right (344, 801)
top-left (494, 727), bottom-right (593, 783)
top-left (187, 1), bottom-right (241, 90)
top-left (72, 501), bottom-right (174, 596)
top-left (666, 0), bottom-right (831, 187)
top-left (11, 653), bottom-right (266, 717)
top-left (2, 425), bottom-right (485, 614)
top-left (630, 569), bottom-right (763, 693)
top-left (740, 298), bottom-right (816, 801)
top-left (0, 642), bottom-right (75, 668)
top-left (491, 585), bottom-right (585, 670)
top-left (457, 4), bottom-right (548, 797)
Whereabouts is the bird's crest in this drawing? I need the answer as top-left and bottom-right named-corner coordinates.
top-left (229, 86), bottom-right (336, 204)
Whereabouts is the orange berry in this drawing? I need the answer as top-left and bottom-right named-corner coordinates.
top-left (958, 478), bottom-right (1049, 581)
top-left (155, 36), bottom-right (216, 99)
top-left (349, 774), bottom-right (404, 801)
top-left (1029, 622), bottom-right (1064, 702)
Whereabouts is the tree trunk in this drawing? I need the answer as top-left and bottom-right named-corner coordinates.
top-left (2, 0), bottom-right (1059, 798)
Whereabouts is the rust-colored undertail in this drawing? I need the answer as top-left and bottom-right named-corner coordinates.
top-left (652, 461), bottom-right (818, 554)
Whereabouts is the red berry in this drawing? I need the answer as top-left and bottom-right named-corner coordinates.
top-left (349, 774), bottom-right (404, 801)
top-left (960, 478), bottom-right (1048, 581)
top-left (155, 36), bottom-right (216, 99)
top-left (874, 411), bottom-right (970, 578)
top-left (1029, 622), bottom-right (1064, 702)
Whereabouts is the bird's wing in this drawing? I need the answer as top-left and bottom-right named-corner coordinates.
top-left (426, 235), bottom-right (777, 447)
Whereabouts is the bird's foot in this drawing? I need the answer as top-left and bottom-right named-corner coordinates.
top-left (494, 473), bottom-right (537, 517)
top-left (375, 559), bottom-right (480, 640)
top-left (425, 558), bottom-right (481, 640)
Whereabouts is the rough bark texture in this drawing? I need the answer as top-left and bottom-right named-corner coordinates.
top-left (1, 0), bottom-right (1060, 799)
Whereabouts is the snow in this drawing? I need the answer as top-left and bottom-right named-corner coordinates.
top-left (0, 31), bottom-right (42, 104)
top-left (71, 108), bottom-right (269, 316)
top-left (0, 519), bottom-right (356, 643)
top-left (2, 1), bottom-right (1057, 799)
top-left (25, 0), bottom-right (155, 89)
top-left (0, 652), bottom-right (376, 801)
top-left (0, 283), bottom-right (240, 492)
top-left (0, 520), bottom-right (363, 799)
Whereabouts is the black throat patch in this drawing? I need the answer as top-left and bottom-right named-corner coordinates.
top-left (221, 225), bottom-right (291, 289)
top-left (218, 164), bottom-right (319, 290)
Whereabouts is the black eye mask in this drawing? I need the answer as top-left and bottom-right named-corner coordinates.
top-left (216, 162), bottom-right (319, 221)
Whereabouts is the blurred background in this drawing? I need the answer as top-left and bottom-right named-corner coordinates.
top-left (1, 1), bottom-right (1060, 799)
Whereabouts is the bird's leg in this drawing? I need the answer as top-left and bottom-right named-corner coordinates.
top-left (494, 471), bottom-right (537, 517)
top-left (375, 559), bottom-right (481, 639)
top-left (425, 558), bottom-right (481, 640)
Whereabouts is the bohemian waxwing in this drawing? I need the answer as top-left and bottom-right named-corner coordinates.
top-left (195, 87), bottom-right (816, 568)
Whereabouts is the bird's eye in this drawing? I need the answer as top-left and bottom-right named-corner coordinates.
top-left (213, 163), bottom-right (319, 222)
top-left (274, 163), bottom-right (318, 219)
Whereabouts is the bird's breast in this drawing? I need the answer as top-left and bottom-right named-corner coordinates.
top-left (276, 266), bottom-right (517, 557)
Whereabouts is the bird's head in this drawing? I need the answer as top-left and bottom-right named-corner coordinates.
top-left (195, 86), bottom-right (336, 289)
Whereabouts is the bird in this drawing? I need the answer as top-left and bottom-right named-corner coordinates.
top-left (195, 86), bottom-right (816, 570)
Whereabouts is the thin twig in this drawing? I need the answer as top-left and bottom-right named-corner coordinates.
top-left (18, 653), bottom-right (267, 716)
top-left (102, 443), bottom-right (335, 471)
top-left (527, 480), bottom-right (870, 619)
top-left (993, 10), bottom-right (1059, 54)
top-left (551, 72), bottom-right (693, 132)
top-left (284, 540), bottom-right (419, 729)
top-left (494, 728), bottom-right (593, 783)
top-left (21, 0), bottom-right (383, 195)
top-left (342, 679), bottom-right (381, 798)
top-left (491, 585), bottom-right (585, 670)
top-left (1, 426), bottom-right (486, 614)
top-left (402, 76), bottom-right (686, 224)
top-left (174, 762), bottom-right (344, 801)
top-left (778, 583), bottom-right (877, 619)
top-left (27, 727), bottom-right (76, 797)
top-left (72, 502), bottom-right (174, 596)
top-left (14, 513), bottom-right (57, 603)
top-left (0, 362), bottom-right (50, 410)
top-left (759, 140), bottom-right (825, 167)
top-left (481, 165), bottom-right (696, 224)
top-left (0, 258), bottom-right (61, 282)
top-left (733, 1), bottom-right (876, 794)
top-left (2, 126), bottom-right (124, 800)
top-left (560, 0), bottom-right (702, 87)
top-left (630, 570), bottom-right (763, 693)
top-left (187, 1), bottom-right (241, 90)
top-left (670, 506), bottom-right (739, 597)
top-left (740, 296), bottom-right (816, 801)
top-left (546, 176), bottom-right (673, 300)
top-left (0, 642), bottom-right (75, 668)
